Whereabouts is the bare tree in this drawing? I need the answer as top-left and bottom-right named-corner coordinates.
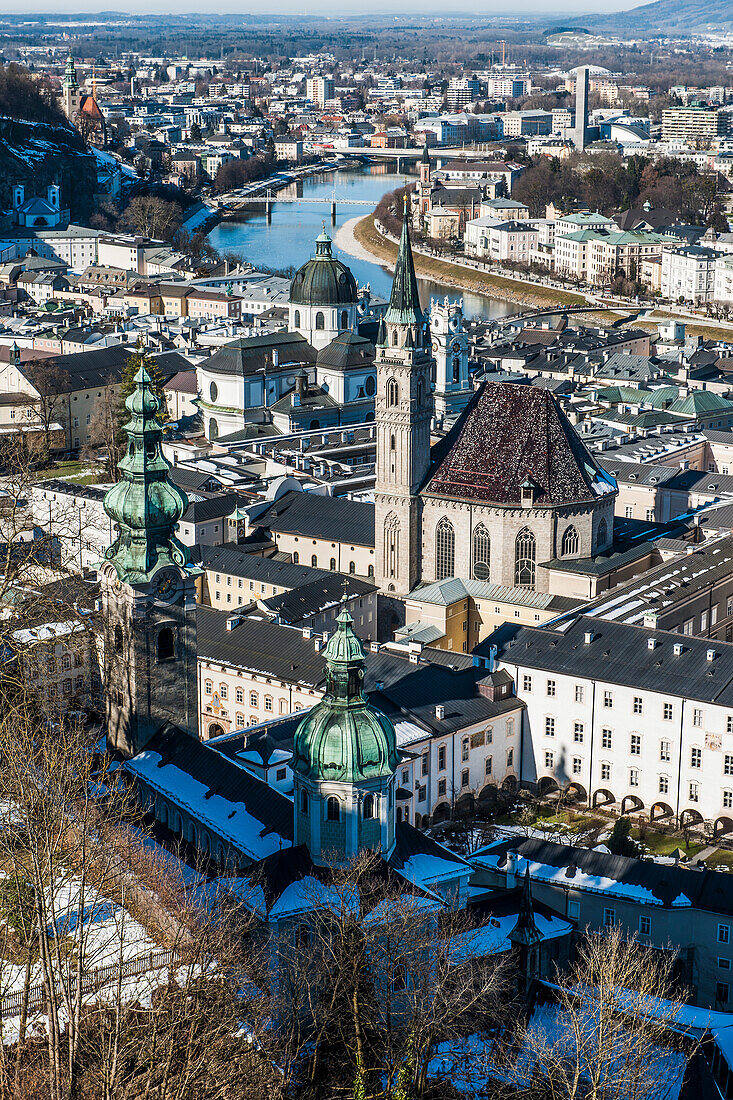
top-left (22, 360), bottom-right (71, 459)
top-left (495, 924), bottom-right (694, 1100)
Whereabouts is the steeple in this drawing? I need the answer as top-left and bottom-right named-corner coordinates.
top-left (63, 52), bottom-right (79, 91)
top-left (510, 867), bottom-right (542, 948)
top-left (291, 599), bottom-right (399, 864)
top-left (103, 366), bottom-right (189, 584)
top-left (385, 197), bottom-right (424, 327)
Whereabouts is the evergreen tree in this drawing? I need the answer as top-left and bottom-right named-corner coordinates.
top-left (608, 816), bottom-right (638, 858)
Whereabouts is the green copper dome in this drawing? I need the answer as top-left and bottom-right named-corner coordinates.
top-left (290, 228), bottom-right (358, 307)
top-left (103, 366), bottom-right (190, 583)
top-left (292, 602), bottom-right (399, 784)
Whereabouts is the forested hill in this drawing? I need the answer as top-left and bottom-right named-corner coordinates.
top-left (0, 64), bottom-right (97, 223)
top-left (587, 0), bottom-right (733, 33)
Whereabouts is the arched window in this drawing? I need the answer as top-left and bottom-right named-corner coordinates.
top-left (329, 557), bottom-right (336, 571)
top-left (157, 627), bottom-right (174, 662)
top-left (114, 624), bottom-right (124, 654)
top-left (416, 378), bottom-right (425, 406)
top-left (367, 564), bottom-right (374, 579)
top-left (392, 330), bottom-right (398, 347)
top-left (204, 679), bottom-right (213, 694)
top-left (514, 527), bottom-right (536, 588)
top-left (472, 523), bottom-right (490, 581)
top-left (315, 311), bottom-right (325, 330)
top-left (327, 796), bottom-right (340, 821)
top-left (386, 378), bottom-right (399, 407)
top-left (435, 517), bottom-right (455, 581)
top-left (452, 356), bottom-right (461, 383)
top-left (293, 552), bottom-right (299, 564)
top-left (294, 309), bottom-right (300, 327)
top-left (349, 561), bottom-right (356, 574)
top-left (209, 417), bottom-right (219, 441)
top-left (385, 512), bottom-right (400, 580)
top-left (300, 789), bottom-right (308, 814)
top-left (311, 554), bottom-right (318, 567)
top-left (597, 517), bottom-right (608, 549)
top-left (340, 310), bottom-right (348, 329)
top-left (363, 793), bottom-right (375, 820)
top-left (561, 524), bottom-right (579, 557)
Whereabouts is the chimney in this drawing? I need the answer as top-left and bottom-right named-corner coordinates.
top-left (225, 615), bottom-right (240, 631)
top-left (435, 704), bottom-right (445, 720)
top-left (375, 679), bottom-right (384, 691)
top-left (647, 637), bottom-right (657, 650)
top-left (584, 630), bottom-right (594, 644)
top-left (673, 642), bottom-right (683, 656)
top-left (708, 648), bottom-right (717, 662)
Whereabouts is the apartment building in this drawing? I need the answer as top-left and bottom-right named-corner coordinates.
top-left (463, 218), bottom-right (539, 263)
top-left (661, 245), bottom-right (719, 304)
top-left (715, 255), bottom-right (733, 305)
top-left (661, 107), bottom-right (722, 146)
top-left (482, 616), bottom-right (733, 836)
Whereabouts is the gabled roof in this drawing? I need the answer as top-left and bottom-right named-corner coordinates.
top-left (257, 489), bottom-right (375, 547)
top-left (202, 333), bottom-right (316, 378)
top-left (316, 331), bottom-right (375, 370)
top-left (423, 381), bottom-right (614, 508)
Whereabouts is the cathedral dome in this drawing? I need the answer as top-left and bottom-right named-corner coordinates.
top-left (291, 604), bottom-right (399, 784)
top-left (290, 228), bottom-right (358, 308)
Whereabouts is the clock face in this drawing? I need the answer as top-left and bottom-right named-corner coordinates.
top-left (153, 569), bottom-right (179, 603)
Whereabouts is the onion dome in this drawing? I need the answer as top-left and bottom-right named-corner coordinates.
top-left (290, 227), bottom-right (358, 307)
top-left (103, 366), bottom-right (189, 583)
top-left (291, 601), bottom-right (399, 784)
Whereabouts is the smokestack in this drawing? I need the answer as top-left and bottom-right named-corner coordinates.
top-left (574, 66), bottom-right (589, 152)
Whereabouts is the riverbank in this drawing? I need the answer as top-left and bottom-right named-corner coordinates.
top-left (335, 212), bottom-right (590, 311)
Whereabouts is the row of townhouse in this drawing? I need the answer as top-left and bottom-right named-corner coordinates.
top-left (195, 607), bottom-right (524, 825)
top-left (480, 615), bottom-right (733, 836)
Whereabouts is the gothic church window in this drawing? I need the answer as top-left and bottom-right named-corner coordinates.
top-left (514, 528), bottom-right (536, 588)
top-left (597, 517), bottom-right (608, 549)
top-left (386, 378), bottom-right (399, 406)
top-left (114, 624), bottom-right (124, 654)
top-left (435, 517), bottom-right (455, 581)
top-left (472, 524), bottom-right (491, 580)
top-left (157, 627), bottom-right (175, 662)
top-left (384, 513), bottom-right (400, 579)
top-left (561, 525), bottom-right (579, 557)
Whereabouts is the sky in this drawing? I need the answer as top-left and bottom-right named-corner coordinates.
top-left (1, 0), bottom-right (644, 14)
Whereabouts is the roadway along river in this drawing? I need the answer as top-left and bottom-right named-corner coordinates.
top-left (206, 164), bottom-right (515, 323)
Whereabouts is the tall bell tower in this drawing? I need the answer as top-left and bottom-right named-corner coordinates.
top-left (374, 200), bottom-right (432, 597)
top-left (100, 367), bottom-right (200, 757)
top-left (430, 296), bottom-right (470, 427)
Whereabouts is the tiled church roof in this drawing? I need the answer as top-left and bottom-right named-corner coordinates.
top-left (423, 382), bottom-right (614, 508)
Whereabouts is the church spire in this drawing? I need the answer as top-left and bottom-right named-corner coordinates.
top-left (510, 866), bottom-right (542, 947)
top-left (103, 366), bottom-right (189, 584)
top-left (385, 195), bottom-right (424, 327)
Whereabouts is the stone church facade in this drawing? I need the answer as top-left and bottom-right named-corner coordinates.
top-left (375, 206), bottom-right (617, 599)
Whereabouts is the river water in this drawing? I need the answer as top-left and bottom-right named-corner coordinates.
top-left (206, 165), bottom-right (514, 323)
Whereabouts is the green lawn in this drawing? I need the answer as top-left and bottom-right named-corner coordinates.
top-left (705, 850), bottom-right (733, 872)
top-left (632, 828), bottom-right (703, 858)
top-left (31, 460), bottom-right (105, 485)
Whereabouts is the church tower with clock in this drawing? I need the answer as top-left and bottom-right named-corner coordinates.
top-left (100, 367), bottom-right (200, 757)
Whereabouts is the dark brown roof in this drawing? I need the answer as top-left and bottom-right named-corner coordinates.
top-left (423, 381), bottom-right (610, 508)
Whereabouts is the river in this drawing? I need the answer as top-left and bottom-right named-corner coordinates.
top-left (206, 165), bottom-right (514, 323)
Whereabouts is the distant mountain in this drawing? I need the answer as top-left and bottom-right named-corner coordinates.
top-left (587, 0), bottom-right (733, 33)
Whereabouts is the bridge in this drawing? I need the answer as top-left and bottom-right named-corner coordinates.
top-left (215, 188), bottom-right (377, 224)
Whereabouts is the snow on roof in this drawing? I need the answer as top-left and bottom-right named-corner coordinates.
top-left (475, 850), bottom-right (663, 906)
top-left (394, 719), bottom-right (428, 747)
top-left (12, 620), bottom-right (84, 644)
top-left (124, 749), bottom-right (291, 861)
top-left (399, 852), bottom-right (469, 890)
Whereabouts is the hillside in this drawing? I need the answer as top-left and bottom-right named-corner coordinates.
top-left (0, 63), bottom-right (98, 223)
top-left (588, 0), bottom-right (733, 33)
top-left (0, 116), bottom-right (98, 224)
